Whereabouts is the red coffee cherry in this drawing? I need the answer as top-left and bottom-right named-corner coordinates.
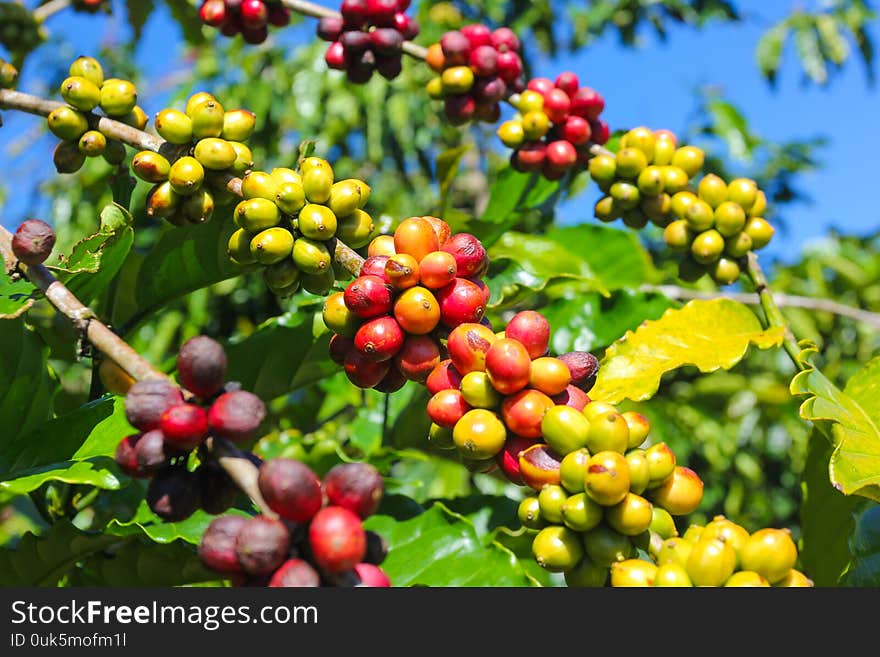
top-left (12, 219), bottom-right (56, 266)
top-left (199, 514), bottom-right (248, 574)
top-left (208, 390), bottom-right (267, 442)
top-left (258, 458), bottom-right (323, 523)
top-left (323, 462), bottom-right (384, 519)
top-left (309, 506), bottom-right (367, 573)
top-left (176, 335), bottom-right (227, 400)
top-left (125, 379), bottom-right (185, 432)
top-left (235, 515), bottom-right (291, 576)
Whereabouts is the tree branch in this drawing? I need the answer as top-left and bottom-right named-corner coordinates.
top-left (33, 0), bottom-right (72, 23)
top-left (0, 224), bottom-right (274, 517)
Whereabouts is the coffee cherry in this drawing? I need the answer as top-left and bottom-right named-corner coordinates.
top-left (711, 257), bottom-right (741, 285)
top-left (453, 409), bottom-right (507, 459)
top-left (586, 411), bottom-right (629, 454)
top-left (99, 78), bottom-right (137, 117)
top-left (160, 404), bottom-right (208, 451)
top-left (775, 569), bottom-right (814, 587)
top-left (626, 450), bottom-right (650, 495)
top-left (344, 349), bottom-right (390, 388)
top-left (236, 515), bottom-right (291, 576)
top-left (557, 351), bottom-right (599, 391)
top-left (155, 109), bottom-right (193, 144)
top-left (484, 338), bottom-right (531, 395)
top-left (459, 371), bottom-right (501, 409)
top-left (258, 458), bottom-right (323, 523)
top-left (426, 359), bottom-right (464, 395)
top-left (436, 278), bottom-right (485, 327)
top-left (46, 106), bottom-right (89, 142)
top-left (744, 217), bottom-right (774, 249)
top-left (541, 405), bottom-right (590, 456)
top-left (725, 231), bottom-right (753, 258)
top-left (564, 556), bottom-right (608, 587)
top-left (323, 462), bottom-right (384, 519)
top-left (125, 379), bottom-right (184, 432)
top-left (146, 465), bottom-right (202, 522)
top-left (644, 442), bottom-right (676, 488)
top-left (663, 220), bottom-right (693, 252)
top-left (727, 178), bottom-right (759, 212)
top-left (517, 496), bottom-right (545, 529)
top-left (648, 466), bottom-right (703, 515)
top-left (176, 336), bottom-right (227, 401)
top-left (671, 146), bottom-right (704, 177)
top-left (12, 219), bottom-right (56, 266)
top-left (197, 462), bottom-right (238, 514)
top-left (739, 528), bottom-right (798, 583)
top-left (686, 537), bottom-right (736, 587)
top-left (60, 76), bottom-right (101, 111)
top-left (199, 515), bottom-right (247, 574)
top-left (584, 451), bottom-right (630, 506)
top-left (610, 559), bottom-right (657, 587)
top-left (532, 526), bottom-right (584, 572)
top-left (208, 390), bottom-right (267, 442)
top-left (309, 506), bottom-right (367, 573)
top-left (691, 229), bottom-right (725, 265)
top-left (354, 316), bottom-right (404, 362)
top-left (269, 559), bottom-right (321, 587)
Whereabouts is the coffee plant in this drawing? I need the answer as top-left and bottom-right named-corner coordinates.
top-left (0, 0), bottom-right (877, 589)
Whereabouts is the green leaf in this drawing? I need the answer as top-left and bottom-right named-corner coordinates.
top-left (0, 320), bottom-right (54, 452)
top-left (72, 537), bottom-right (217, 586)
top-left (363, 501), bottom-right (540, 586)
top-left (226, 309), bottom-right (336, 401)
top-left (591, 299), bottom-right (784, 403)
top-left (841, 504), bottom-right (880, 586)
top-left (114, 218), bottom-right (242, 329)
top-left (0, 254), bottom-right (35, 319)
top-left (544, 224), bottom-right (652, 289)
top-left (107, 503), bottom-right (250, 545)
top-left (163, 0), bottom-right (206, 45)
top-left (791, 348), bottom-right (880, 501)
top-left (0, 397), bottom-right (129, 496)
top-left (0, 520), bottom-right (120, 586)
top-left (125, 0), bottom-right (156, 41)
top-left (796, 21), bottom-right (828, 84)
top-left (476, 167), bottom-right (561, 246)
top-left (705, 96), bottom-right (760, 162)
top-left (816, 14), bottom-right (849, 65)
top-left (436, 144), bottom-right (471, 210)
top-left (756, 23), bottom-right (788, 84)
top-left (799, 430), bottom-right (861, 586)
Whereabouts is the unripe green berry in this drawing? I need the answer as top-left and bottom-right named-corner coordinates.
top-left (275, 182), bottom-right (306, 215)
top-left (560, 493), bottom-right (603, 532)
top-left (670, 191), bottom-right (697, 220)
top-left (132, 151), bottom-right (171, 183)
top-left (228, 228), bottom-right (257, 265)
top-left (624, 127), bottom-right (656, 162)
top-left (650, 507), bottom-right (679, 540)
top-left (697, 173), bottom-right (727, 208)
top-left (190, 98), bottom-right (225, 139)
top-left (426, 77), bottom-right (445, 100)
top-left (582, 525), bottom-right (634, 567)
top-left (328, 180), bottom-right (364, 218)
top-left (663, 220), bottom-right (693, 252)
top-left (641, 193), bottom-right (671, 224)
top-left (298, 204), bottom-right (338, 240)
top-left (537, 484), bottom-right (568, 525)
top-left (99, 78), bottom-right (137, 117)
top-left (53, 140), bottom-right (86, 173)
top-left (270, 168), bottom-right (301, 187)
top-left (625, 449), bottom-right (650, 494)
top-left (77, 129), bottom-right (106, 157)
top-left (662, 165), bottom-right (690, 194)
top-left (122, 105), bottom-right (149, 130)
top-left (594, 195), bottom-right (619, 223)
top-left (588, 154), bottom-right (617, 188)
top-left (168, 156), bottom-right (205, 196)
top-left (250, 227), bottom-right (295, 265)
top-left (229, 142), bottom-right (255, 176)
top-left (724, 231), bottom-right (753, 258)
top-left (686, 537), bottom-right (736, 587)
top-left (564, 556), bottom-right (608, 587)
top-left (621, 209), bottom-right (648, 229)
top-left (180, 190), bottom-right (215, 224)
top-left (497, 120), bottom-right (525, 148)
top-left (302, 165), bottom-right (334, 205)
top-left (636, 165), bottom-right (665, 196)
top-left (235, 198), bottom-right (281, 232)
top-left (69, 56), bottom-right (104, 87)
top-left (264, 259), bottom-right (300, 290)
top-left (671, 145), bottom-right (704, 178)
top-left (606, 492), bottom-right (653, 536)
top-left (677, 254), bottom-right (707, 283)
top-left (532, 526), bottom-right (584, 573)
top-left (749, 190), bottom-right (768, 218)
top-left (521, 111), bottom-right (549, 140)
top-left (47, 106), bottom-right (89, 141)
top-left (744, 217), bottom-right (774, 249)
top-left (515, 90), bottom-right (544, 113)
top-left (684, 198), bottom-right (715, 232)
top-left (440, 66), bottom-right (474, 94)
top-left (155, 109), bottom-right (193, 144)
top-left (221, 109), bottom-right (256, 142)
top-left (0, 61), bottom-right (19, 88)
top-left (517, 496), bottom-right (545, 530)
top-left (194, 138), bottom-right (237, 170)
top-left (61, 76), bottom-right (102, 112)
top-left (609, 181), bottom-right (640, 210)
top-left (242, 171), bottom-right (279, 201)
top-left (102, 139), bottom-right (127, 166)
top-left (616, 147), bottom-right (648, 180)
top-left (292, 238), bottom-right (332, 275)
top-left (185, 92), bottom-right (216, 117)
top-left (710, 257), bottom-right (741, 285)
top-left (727, 178), bottom-right (758, 212)
top-left (690, 229), bottom-right (725, 265)
top-left (714, 201), bottom-right (746, 237)
top-left (145, 181), bottom-right (181, 218)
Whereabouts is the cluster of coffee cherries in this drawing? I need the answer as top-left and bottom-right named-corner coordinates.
top-left (425, 24), bottom-right (524, 126)
top-left (589, 126), bottom-right (774, 285)
top-left (226, 157), bottom-right (374, 297)
top-left (324, 217), bottom-right (490, 392)
top-left (130, 92), bottom-right (256, 226)
top-left (0, 2), bottom-right (41, 55)
top-left (497, 73), bottom-right (610, 180)
top-left (198, 0), bottom-right (292, 44)
top-left (199, 461), bottom-right (391, 587)
top-left (0, 57), bottom-right (17, 89)
top-left (114, 336), bottom-right (268, 522)
top-left (610, 516), bottom-right (813, 587)
top-left (424, 310), bottom-right (600, 473)
top-left (47, 57), bottom-right (143, 173)
top-left (318, 0), bottom-right (419, 84)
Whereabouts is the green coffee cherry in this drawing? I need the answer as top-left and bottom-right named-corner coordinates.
top-left (181, 190), bottom-right (215, 224)
top-left (235, 198), bottom-right (280, 232)
top-left (426, 77), bottom-right (445, 100)
top-left (744, 217), bottom-right (774, 249)
top-left (242, 171), bottom-right (279, 201)
top-left (593, 196), bottom-right (619, 223)
top-left (428, 422), bottom-right (456, 451)
top-left (702, 516), bottom-right (749, 566)
top-left (605, 492), bottom-right (653, 536)
top-left (582, 401), bottom-right (617, 422)
top-left (621, 209), bottom-right (648, 229)
top-left (625, 449), bottom-right (650, 495)
top-left (541, 405), bottom-right (590, 456)
top-left (653, 563), bottom-right (692, 587)
top-left (624, 127), bottom-right (656, 162)
top-left (145, 181), bottom-right (180, 218)
top-left (185, 92), bottom-right (216, 116)
top-left (663, 220), bottom-right (693, 252)
top-left (328, 180), bottom-right (364, 218)
top-left (47, 106), bottom-right (89, 141)
top-left (564, 557), bottom-right (608, 587)
top-left (532, 526), bottom-right (584, 572)
top-left (663, 166), bottom-right (690, 194)
top-left (60, 76), bottom-right (101, 112)
top-left (683, 524), bottom-right (704, 543)
top-left (749, 190), bottom-right (767, 218)
top-left (686, 537), bottom-right (737, 587)
top-left (122, 105), bottom-right (149, 130)
top-left (298, 204), bottom-right (338, 241)
top-left (584, 451), bottom-right (630, 507)
top-left (270, 167), bottom-right (301, 187)
top-left (710, 257), bottom-right (741, 285)
top-left (322, 292), bottom-right (361, 337)
top-left (460, 371), bottom-right (502, 409)
top-left (724, 571), bottom-right (770, 587)
top-left (336, 209), bottom-right (374, 248)
top-left (727, 178), bottom-right (758, 212)
top-left (691, 229), bottom-right (725, 265)
top-left (724, 231), bottom-right (753, 258)
top-left (155, 109), bottom-right (193, 144)
top-left (645, 442), bottom-right (676, 488)
top-left (99, 78), bottom-right (137, 117)
top-left (671, 146), bottom-right (704, 178)
top-left (300, 268), bottom-right (336, 295)
top-left (264, 259), bottom-right (300, 289)
top-left (69, 56), bottom-right (104, 87)
top-left (670, 191), bottom-right (697, 220)
top-left (582, 525), bottom-right (634, 566)
top-left (229, 142), bottom-right (255, 176)
top-left (53, 140), bottom-right (86, 174)
top-left (440, 66), bottom-right (475, 94)
top-left (653, 134), bottom-right (677, 165)
top-left (610, 559), bottom-right (657, 587)
top-left (0, 61), bottom-right (19, 88)
top-left (132, 151), bottom-right (171, 183)
top-left (649, 507), bottom-right (678, 540)
top-left (189, 98), bottom-right (225, 139)
top-left (275, 182), bottom-right (307, 216)
top-left (303, 166), bottom-right (334, 204)
top-left (250, 227), bottom-right (295, 265)
top-left (221, 109), bottom-right (256, 142)
top-left (193, 138), bottom-right (236, 170)
top-left (560, 493), bottom-right (603, 532)
top-left (684, 199), bottom-right (715, 232)
top-left (517, 496), bottom-right (545, 530)
top-left (77, 130), bottom-right (106, 157)
top-left (102, 139), bottom-right (126, 166)
top-left (292, 238), bottom-right (332, 275)
top-left (168, 156), bottom-right (205, 195)
top-left (739, 528), bottom-right (798, 583)
top-left (228, 228), bottom-right (257, 265)
top-left (636, 165), bottom-right (665, 196)
top-left (714, 201), bottom-right (746, 237)
top-left (656, 537), bottom-right (693, 568)
top-left (609, 182), bottom-right (640, 210)
top-left (697, 173), bottom-right (727, 208)
top-left (537, 484), bottom-right (568, 525)
top-left (559, 449), bottom-right (590, 494)
top-left (616, 147), bottom-right (648, 180)
top-left (641, 193), bottom-right (671, 224)
top-left (588, 154), bottom-right (616, 188)
top-left (585, 412), bottom-right (629, 454)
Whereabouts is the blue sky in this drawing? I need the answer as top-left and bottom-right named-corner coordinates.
top-left (1, 0), bottom-right (877, 266)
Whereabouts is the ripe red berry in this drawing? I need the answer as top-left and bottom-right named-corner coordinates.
top-left (443, 94), bottom-right (476, 125)
top-left (354, 316), bottom-right (405, 362)
top-left (235, 515), bottom-right (291, 576)
top-left (241, 25), bottom-right (268, 44)
top-left (199, 515), bottom-right (247, 574)
top-left (258, 458), bottom-right (323, 523)
top-left (125, 379), bottom-right (185, 432)
top-left (440, 233), bottom-right (488, 278)
top-left (269, 559), bottom-right (321, 587)
top-left (344, 349), bottom-right (391, 388)
top-left (505, 310), bottom-right (551, 359)
top-left (115, 434), bottom-right (146, 478)
top-left (323, 462), bottom-right (384, 519)
top-left (371, 27), bottom-right (404, 54)
top-left (436, 278), bottom-right (486, 327)
top-left (325, 41), bottom-right (348, 69)
top-left (490, 27), bottom-right (520, 52)
top-left (317, 15), bottom-right (344, 41)
top-left (440, 31), bottom-right (470, 66)
top-left (461, 23), bottom-right (492, 48)
top-left (558, 351), bottom-right (599, 391)
top-left (308, 506), bottom-right (367, 573)
top-left (570, 87), bottom-right (605, 121)
top-left (555, 71), bottom-right (580, 95)
top-left (340, 29), bottom-right (372, 53)
top-left (545, 139), bottom-right (578, 170)
top-left (12, 219), bottom-right (56, 266)
top-left (472, 76), bottom-right (506, 103)
top-left (239, 0), bottom-right (268, 29)
top-left (543, 88), bottom-right (572, 124)
top-left (360, 255), bottom-right (391, 281)
top-left (160, 403), bottom-right (209, 450)
top-left (177, 335), bottom-right (227, 400)
top-left (496, 51), bottom-right (522, 82)
top-left (393, 13), bottom-right (418, 39)
top-left (329, 333), bottom-right (355, 365)
top-left (562, 115), bottom-right (592, 145)
top-left (468, 45), bottom-right (498, 76)
top-left (199, 0), bottom-right (227, 27)
top-left (267, 5), bottom-right (290, 27)
top-left (514, 141), bottom-right (546, 172)
top-left (373, 365), bottom-right (407, 393)
top-left (426, 359), bottom-right (464, 395)
top-left (590, 118), bottom-right (610, 145)
top-left (208, 390), bottom-right (267, 443)
top-left (354, 563), bottom-right (391, 587)
top-left (344, 275), bottom-right (393, 319)
top-left (134, 428), bottom-right (170, 474)
top-left (366, 0), bottom-right (398, 26)
top-left (340, 0), bottom-right (369, 29)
